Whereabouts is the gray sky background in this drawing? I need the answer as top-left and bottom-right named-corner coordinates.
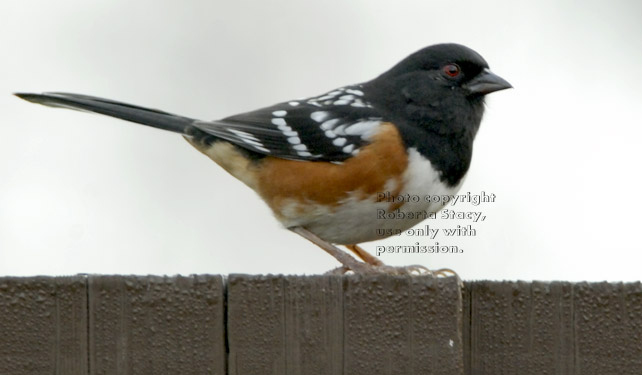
top-left (1, 0), bottom-right (641, 280)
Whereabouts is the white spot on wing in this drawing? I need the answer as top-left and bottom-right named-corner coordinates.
top-left (324, 130), bottom-right (336, 138)
top-left (333, 125), bottom-right (346, 135)
top-left (311, 111), bottom-right (330, 122)
top-left (288, 101), bottom-right (299, 106)
top-left (240, 138), bottom-right (264, 147)
top-left (227, 128), bottom-right (260, 142)
top-left (288, 137), bottom-right (301, 145)
top-left (293, 144), bottom-right (308, 151)
top-left (345, 120), bottom-right (380, 139)
top-left (271, 118), bottom-right (286, 126)
top-left (342, 144), bottom-right (355, 153)
top-left (346, 89), bottom-right (364, 96)
top-left (332, 137), bottom-right (347, 146)
top-left (320, 119), bottom-right (340, 130)
top-left (272, 110), bottom-right (287, 117)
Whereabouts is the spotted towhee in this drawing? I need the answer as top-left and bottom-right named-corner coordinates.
top-left (15, 43), bottom-right (511, 275)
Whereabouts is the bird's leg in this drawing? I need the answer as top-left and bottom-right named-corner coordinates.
top-left (345, 244), bottom-right (457, 277)
top-left (345, 244), bottom-right (384, 266)
top-left (289, 227), bottom-right (375, 273)
top-left (291, 227), bottom-right (461, 280)
top-left (345, 244), bottom-right (430, 275)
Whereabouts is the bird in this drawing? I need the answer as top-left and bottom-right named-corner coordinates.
top-left (15, 43), bottom-right (511, 275)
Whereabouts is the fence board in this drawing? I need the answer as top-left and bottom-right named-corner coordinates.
top-left (227, 275), bottom-right (349, 374)
top-left (283, 276), bottom-right (344, 375)
top-left (573, 282), bottom-right (642, 373)
top-left (464, 281), bottom-right (642, 375)
top-left (226, 274), bottom-right (287, 374)
top-left (87, 275), bottom-right (225, 375)
top-left (0, 276), bottom-right (87, 374)
top-left (227, 274), bottom-right (463, 375)
top-left (343, 275), bottom-right (463, 375)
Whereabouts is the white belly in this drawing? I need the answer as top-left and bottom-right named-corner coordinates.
top-left (279, 148), bottom-right (464, 244)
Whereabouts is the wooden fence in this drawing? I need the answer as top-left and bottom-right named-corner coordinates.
top-left (0, 275), bottom-right (640, 374)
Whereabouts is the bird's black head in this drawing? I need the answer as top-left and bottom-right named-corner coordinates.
top-left (365, 43), bottom-right (511, 138)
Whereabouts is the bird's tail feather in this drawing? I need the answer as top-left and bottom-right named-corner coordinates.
top-left (14, 92), bottom-right (195, 134)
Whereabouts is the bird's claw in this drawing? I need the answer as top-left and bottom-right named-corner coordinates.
top-left (325, 262), bottom-right (461, 284)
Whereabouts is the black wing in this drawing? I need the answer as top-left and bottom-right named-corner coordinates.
top-left (193, 85), bottom-right (386, 162)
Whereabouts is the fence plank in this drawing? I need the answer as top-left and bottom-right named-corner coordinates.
top-left (226, 274), bottom-right (283, 374)
top-left (227, 275), bottom-right (345, 375)
top-left (283, 276), bottom-right (344, 375)
top-left (573, 282), bottom-right (642, 373)
top-left (0, 276), bottom-right (87, 375)
top-left (227, 274), bottom-right (463, 375)
top-left (465, 281), bottom-right (575, 374)
top-left (87, 275), bottom-right (225, 375)
top-left (465, 281), bottom-right (642, 375)
top-left (343, 275), bottom-right (463, 375)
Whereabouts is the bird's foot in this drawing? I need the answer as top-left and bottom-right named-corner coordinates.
top-left (325, 262), bottom-right (460, 280)
top-left (370, 264), bottom-right (458, 277)
top-left (290, 226), bottom-right (461, 284)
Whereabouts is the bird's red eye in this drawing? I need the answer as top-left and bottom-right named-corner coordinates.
top-left (443, 64), bottom-right (461, 77)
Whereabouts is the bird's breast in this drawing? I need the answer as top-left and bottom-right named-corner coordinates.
top-left (271, 147), bottom-right (464, 244)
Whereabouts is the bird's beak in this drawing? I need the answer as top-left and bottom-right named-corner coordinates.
top-left (464, 68), bottom-right (512, 95)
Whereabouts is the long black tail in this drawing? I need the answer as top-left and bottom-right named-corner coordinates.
top-left (14, 92), bottom-right (196, 134)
